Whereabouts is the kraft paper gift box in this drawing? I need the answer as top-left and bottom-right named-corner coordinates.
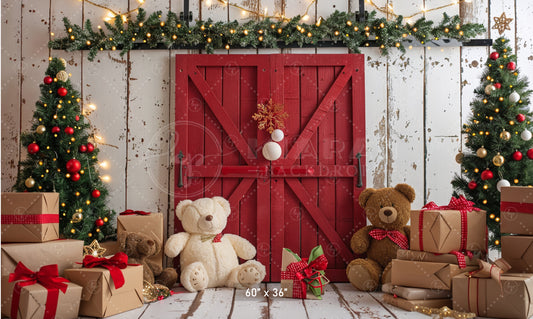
top-left (1, 192), bottom-right (59, 242)
top-left (117, 211), bottom-right (164, 267)
top-left (390, 259), bottom-right (477, 290)
top-left (502, 235), bottom-right (533, 273)
top-left (410, 197), bottom-right (487, 254)
top-left (396, 249), bottom-right (482, 266)
top-left (1, 240), bottom-right (83, 276)
top-left (381, 283), bottom-right (451, 300)
top-left (383, 294), bottom-right (452, 312)
top-left (500, 186), bottom-right (533, 235)
top-left (453, 273), bottom-right (533, 319)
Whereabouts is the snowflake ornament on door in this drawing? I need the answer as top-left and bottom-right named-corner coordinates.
top-left (252, 99), bottom-right (289, 134)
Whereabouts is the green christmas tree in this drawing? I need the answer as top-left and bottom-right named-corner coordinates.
top-left (452, 37), bottom-right (533, 248)
top-left (14, 57), bottom-right (115, 243)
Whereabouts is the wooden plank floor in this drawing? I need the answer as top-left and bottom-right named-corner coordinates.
top-left (104, 283), bottom-right (430, 319)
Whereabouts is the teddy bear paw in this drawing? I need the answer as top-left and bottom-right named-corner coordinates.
top-left (237, 261), bottom-right (266, 288)
top-left (181, 262), bottom-right (209, 292)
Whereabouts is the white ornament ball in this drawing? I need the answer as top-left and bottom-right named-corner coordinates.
top-left (509, 91), bottom-right (521, 103)
top-left (497, 179), bottom-right (511, 192)
top-left (271, 129), bottom-right (285, 142)
top-left (262, 141), bottom-right (282, 161)
top-left (521, 129), bottom-right (532, 141)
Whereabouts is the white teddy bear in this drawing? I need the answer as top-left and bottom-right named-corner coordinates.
top-left (165, 196), bottom-right (266, 292)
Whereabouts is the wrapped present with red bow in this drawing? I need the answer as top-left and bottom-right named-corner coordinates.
top-left (63, 252), bottom-right (143, 317)
top-left (1, 262), bottom-right (82, 319)
top-left (117, 210), bottom-right (163, 267)
top-left (280, 246), bottom-right (329, 300)
top-left (500, 186), bottom-right (533, 235)
top-left (410, 196), bottom-right (487, 255)
top-left (1, 193), bottom-right (59, 243)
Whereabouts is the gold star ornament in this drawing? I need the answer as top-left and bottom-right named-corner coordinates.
top-left (83, 239), bottom-right (107, 257)
top-left (492, 12), bottom-right (513, 35)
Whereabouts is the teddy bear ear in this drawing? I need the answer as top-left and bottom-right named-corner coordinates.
top-left (358, 188), bottom-right (376, 208)
top-left (212, 196), bottom-right (231, 217)
top-left (117, 231), bottom-right (130, 252)
top-left (175, 199), bottom-right (193, 221)
top-left (395, 183), bottom-right (416, 203)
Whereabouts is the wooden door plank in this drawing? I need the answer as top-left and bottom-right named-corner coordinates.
top-left (230, 283), bottom-right (268, 319)
top-left (267, 283), bottom-right (308, 319)
top-left (304, 284), bottom-right (355, 319)
top-left (227, 178), bottom-right (255, 208)
top-left (175, 54), bottom-right (190, 215)
top-left (137, 287), bottom-right (197, 318)
top-left (187, 288), bottom-right (235, 319)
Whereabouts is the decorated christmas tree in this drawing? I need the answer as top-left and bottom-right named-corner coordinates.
top-left (14, 57), bottom-right (115, 243)
top-left (452, 37), bottom-right (533, 248)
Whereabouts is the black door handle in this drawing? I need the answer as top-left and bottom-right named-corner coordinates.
top-left (178, 151), bottom-right (184, 188)
top-left (356, 153), bottom-right (363, 188)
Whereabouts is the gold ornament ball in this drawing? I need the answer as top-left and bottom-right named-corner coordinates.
top-left (495, 239), bottom-right (500, 245)
top-left (492, 153), bottom-right (505, 167)
top-left (476, 147), bottom-right (487, 158)
top-left (455, 152), bottom-right (464, 164)
top-left (96, 228), bottom-right (101, 233)
top-left (70, 228), bottom-right (76, 234)
top-left (484, 84), bottom-right (495, 95)
top-left (500, 130), bottom-right (511, 141)
top-left (25, 177), bottom-right (35, 188)
top-left (490, 213), bottom-right (495, 219)
top-left (56, 70), bottom-right (68, 82)
top-left (36, 125), bottom-right (46, 134)
top-left (71, 212), bottom-right (83, 223)
top-left (103, 217), bottom-right (109, 222)
top-left (59, 58), bottom-right (67, 67)
top-left (495, 217), bottom-right (501, 222)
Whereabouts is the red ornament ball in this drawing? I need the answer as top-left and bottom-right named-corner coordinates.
top-left (468, 181), bottom-right (478, 190)
top-left (481, 170), bottom-right (494, 181)
top-left (507, 61), bottom-right (517, 70)
top-left (494, 83), bottom-right (502, 89)
top-left (57, 87), bottom-right (68, 97)
top-left (87, 142), bottom-right (94, 153)
top-left (51, 126), bottom-right (61, 133)
top-left (75, 115), bottom-right (80, 121)
top-left (79, 145), bottom-right (87, 153)
top-left (27, 143), bottom-right (39, 154)
top-left (71, 173), bottom-right (81, 182)
top-left (43, 76), bottom-right (53, 85)
top-left (66, 159), bottom-right (81, 173)
top-left (91, 189), bottom-right (101, 198)
top-left (513, 151), bottom-right (523, 161)
top-left (517, 114), bottom-right (526, 122)
top-left (95, 218), bottom-right (104, 227)
top-left (528, 149), bottom-right (533, 160)
top-left (64, 127), bottom-right (74, 135)
top-left (490, 52), bottom-right (499, 60)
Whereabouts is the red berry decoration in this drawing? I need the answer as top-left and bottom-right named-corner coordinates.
top-left (95, 218), bottom-right (104, 227)
top-left (51, 126), bottom-right (61, 133)
top-left (494, 83), bottom-right (502, 89)
top-left (481, 169), bottom-right (494, 181)
top-left (91, 189), bottom-right (101, 198)
top-left (87, 142), bottom-right (95, 153)
top-left (468, 181), bottom-right (478, 190)
top-left (43, 76), bottom-right (53, 85)
top-left (79, 145), bottom-right (87, 153)
top-left (64, 127), bottom-right (74, 135)
top-left (66, 159), bottom-right (81, 173)
top-left (517, 114), bottom-right (526, 122)
top-left (513, 151), bottom-right (523, 161)
top-left (528, 149), bottom-right (533, 160)
top-left (75, 115), bottom-right (80, 121)
top-left (57, 87), bottom-right (68, 97)
top-left (507, 61), bottom-right (516, 70)
top-left (27, 143), bottom-right (39, 154)
top-left (490, 52), bottom-right (499, 60)
top-left (71, 173), bottom-right (81, 181)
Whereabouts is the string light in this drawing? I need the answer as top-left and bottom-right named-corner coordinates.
top-left (101, 175), bottom-right (111, 183)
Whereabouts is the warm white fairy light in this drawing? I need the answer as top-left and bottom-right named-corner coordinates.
top-left (302, 14), bottom-right (310, 21)
top-left (206, 0), bottom-right (212, 7)
top-left (99, 161), bottom-right (109, 169)
top-left (101, 175), bottom-right (111, 183)
top-left (88, 104), bottom-right (96, 111)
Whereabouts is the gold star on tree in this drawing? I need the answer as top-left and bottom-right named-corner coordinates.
top-left (492, 12), bottom-right (513, 35)
top-left (83, 239), bottom-right (106, 257)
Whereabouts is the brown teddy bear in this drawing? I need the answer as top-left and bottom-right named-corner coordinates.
top-left (346, 184), bottom-right (415, 292)
top-left (118, 231), bottom-right (178, 289)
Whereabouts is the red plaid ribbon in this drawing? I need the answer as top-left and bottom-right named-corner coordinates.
top-left (280, 255), bottom-right (328, 299)
top-left (119, 210), bottom-right (151, 216)
top-left (500, 201), bottom-right (533, 214)
top-left (1, 214), bottom-right (59, 224)
top-left (9, 262), bottom-right (69, 319)
top-left (82, 252), bottom-right (131, 289)
top-left (368, 229), bottom-right (409, 250)
top-left (448, 250), bottom-right (474, 269)
top-left (420, 196), bottom-right (479, 252)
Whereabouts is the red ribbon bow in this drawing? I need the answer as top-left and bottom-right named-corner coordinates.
top-left (8, 262), bottom-right (69, 319)
top-left (82, 252), bottom-right (130, 289)
top-left (368, 229), bottom-right (409, 250)
top-left (119, 209), bottom-right (151, 216)
top-left (281, 255), bottom-right (328, 299)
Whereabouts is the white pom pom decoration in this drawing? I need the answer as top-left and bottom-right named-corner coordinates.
top-left (509, 91), bottom-right (521, 103)
top-left (271, 129), bottom-right (285, 142)
top-left (497, 179), bottom-right (511, 192)
top-left (262, 141), bottom-right (282, 161)
top-left (521, 129), bottom-right (532, 141)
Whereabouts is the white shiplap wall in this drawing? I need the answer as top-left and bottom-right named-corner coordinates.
top-left (2, 0), bottom-right (533, 243)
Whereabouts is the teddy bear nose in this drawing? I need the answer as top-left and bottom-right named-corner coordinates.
top-left (205, 215), bottom-right (213, 221)
top-left (147, 240), bottom-right (154, 246)
top-left (383, 209), bottom-right (393, 217)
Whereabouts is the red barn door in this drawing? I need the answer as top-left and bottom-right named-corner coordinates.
top-left (175, 54), bottom-right (365, 281)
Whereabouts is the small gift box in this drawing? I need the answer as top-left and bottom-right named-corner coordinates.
top-left (396, 249), bottom-right (482, 268)
top-left (410, 196), bottom-right (487, 254)
top-left (280, 246), bottom-right (329, 300)
top-left (63, 252), bottom-right (143, 317)
top-left (117, 210), bottom-right (164, 267)
top-left (382, 283), bottom-right (451, 300)
top-left (502, 235), bottom-right (533, 273)
top-left (1, 193), bottom-right (59, 242)
top-left (500, 186), bottom-right (533, 235)
top-left (1, 262), bottom-right (82, 319)
top-left (383, 294), bottom-right (452, 311)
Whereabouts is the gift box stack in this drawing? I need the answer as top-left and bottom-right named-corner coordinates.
top-left (451, 186), bottom-right (533, 319)
top-left (384, 196), bottom-right (486, 311)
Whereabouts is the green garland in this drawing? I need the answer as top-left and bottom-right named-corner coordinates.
top-left (49, 8), bottom-right (485, 61)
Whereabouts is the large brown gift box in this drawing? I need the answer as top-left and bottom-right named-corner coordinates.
top-left (391, 259), bottom-right (477, 290)
top-left (117, 212), bottom-right (163, 267)
top-left (383, 294), bottom-right (452, 312)
top-left (396, 249), bottom-right (481, 266)
top-left (382, 283), bottom-right (451, 300)
top-left (1, 276), bottom-right (82, 319)
top-left (453, 273), bottom-right (533, 319)
top-left (63, 265), bottom-right (143, 317)
top-left (1, 193), bottom-right (59, 242)
top-left (1, 240), bottom-right (83, 276)
top-left (410, 207), bottom-right (486, 254)
top-left (501, 235), bottom-right (533, 273)
top-left (500, 186), bottom-right (533, 235)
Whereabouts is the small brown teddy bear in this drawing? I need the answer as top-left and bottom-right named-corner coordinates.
top-left (118, 231), bottom-right (178, 289)
top-left (346, 184), bottom-right (415, 292)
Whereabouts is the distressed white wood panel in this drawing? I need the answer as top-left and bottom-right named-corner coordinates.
top-left (201, 0), bottom-right (228, 20)
top-left (515, 0), bottom-right (533, 111)
top-left (424, 0), bottom-right (461, 204)
top-left (317, 0), bottom-right (347, 19)
top-left (368, 291), bottom-right (430, 319)
top-left (489, 0), bottom-right (516, 50)
top-left (230, 283), bottom-right (268, 318)
top-left (137, 287), bottom-right (197, 318)
top-left (267, 283), bottom-right (308, 319)
top-left (1, 0), bottom-right (22, 191)
top-left (83, 2), bottom-right (129, 214)
top-left (304, 284), bottom-right (354, 319)
top-left (91, 304), bottom-right (149, 319)
top-left (188, 287), bottom-right (235, 318)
